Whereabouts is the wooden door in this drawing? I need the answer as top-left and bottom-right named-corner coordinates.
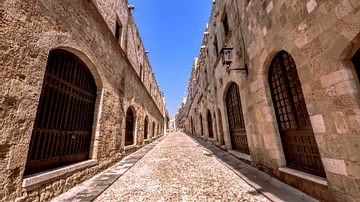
top-left (269, 51), bottom-right (325, 177)
top-left (208, 112), bottom-right (214, 138)
top-left (226, 83), bottom-right (249, 154)
top-left (125, 109), bottom-right (134, 146)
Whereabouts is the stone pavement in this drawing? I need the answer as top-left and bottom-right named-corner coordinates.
top-left (51, 136), bottom-right (167, 202)
top-left (53, 132), bottom-right (318, 201)
top-left (94, 132), bottom-right (269, 201)
top-left (186, 134), bottom-right (319, 202)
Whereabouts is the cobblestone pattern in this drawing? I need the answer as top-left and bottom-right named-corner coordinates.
top-left (94, 132), bottom-right (270, 201)
top-left (186, 133), bottom-right (319, 202)
top-left (51, 135), bottom-right (167, 202)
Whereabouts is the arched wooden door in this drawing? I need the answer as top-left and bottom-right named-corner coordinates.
top-left (213, 112), bottom-right (218, 140)
top-left (144, 117), bottom-right (148, 139)
top-left (125, 108), bottom-right (134, 146)
top-left (226, 83), bottom-right (249, 154)
top-left (200, 113), bottom-right (204, 136)
top-left (353, 48), bottom-right (359, 81)
top-left (157, 124), bottom-right (160, 136)
top-left (207, 111), bottom-right (214, 138)
top-left (152, 122), bottom-right (155, 137)
top-left (218, 109), bottom-right (225, 145)
top-left (25, 49), bottom-right (97, 175)
top-left (191, 117), bottom-right (195, 135)
top-left (269, 51), bottom-right (325, 177)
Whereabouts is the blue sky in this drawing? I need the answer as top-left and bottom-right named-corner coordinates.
top-left (128, 0), bottom-right (213, 116)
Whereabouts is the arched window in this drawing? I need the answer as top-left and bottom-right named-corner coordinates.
top-left (200, 113), bottom-right (204, 136)
top-left (140, 65), bottom-right (143, 81)
top-left (207, 111), bottom-right (214, 138)
top-left (269, 51), bottom-right (325, 177)
top-left (191, 117), bottom-right (194, 135)
top-left (353, 48), bottom-right (359, 82)
top-left (144, 117), bottom-right (148, 139)
top-left (25, 49), bottom-right (97, 175)
top-left (218, 109), bottom-right (225, 145)
top-left (125, 108), bottom-right (135, 146)
top-left (152, 122), bottom-right (155, 138)
top-left (157, 124), bottom-right (160, 136)
top-left (226, 83), bottom-right (249, 154)
top-left (213, 112), bottom-right (218, 140)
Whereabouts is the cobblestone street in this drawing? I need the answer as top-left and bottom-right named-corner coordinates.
top-left (54, 132), bottom-right (318, 201)
top-left (94, 132), bottom-right (269, 201)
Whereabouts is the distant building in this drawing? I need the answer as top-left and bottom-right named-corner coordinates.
top-left (178, 0), bottom-right (360, 201)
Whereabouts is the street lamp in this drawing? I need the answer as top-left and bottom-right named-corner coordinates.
top-left (220, 44), bottom-right (248, 76)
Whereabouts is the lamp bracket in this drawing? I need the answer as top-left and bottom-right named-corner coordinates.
top-left (226, 64), bottom-right (248, 76)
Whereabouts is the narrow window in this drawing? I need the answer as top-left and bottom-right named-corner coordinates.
top-left (214, 36), bottom-right (219, 58)
top-left (223, 14), bottom-right (229, 38)
top-left (115, 20), bottom-right (122, 43)
top-left (140, 65), bottom-right (143, 81)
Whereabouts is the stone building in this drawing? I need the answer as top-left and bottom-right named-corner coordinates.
top-left (178, 0), bottom-right (360, 201)
top-left (2, 0), bottom-right (166, 201)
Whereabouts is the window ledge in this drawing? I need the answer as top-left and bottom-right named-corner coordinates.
top-left (22, 159), bottom-right (98, 188)
top-left (228, 150), bottom-right (251, 161)
top-left (279, 167), bottom-right (327, 186)
top-left (124, 144), bottom-right (137, 150)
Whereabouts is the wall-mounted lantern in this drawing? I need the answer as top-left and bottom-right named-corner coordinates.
top-left (220, 44), bottom-right (248, 76)
top-left (220, 44), bottom-right (233, 66)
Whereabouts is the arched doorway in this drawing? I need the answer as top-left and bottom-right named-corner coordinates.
top-left (157, 124), bottom-right (159, 136)
top-left (207, 110), bottom-right (214, 138)
top-left (218, 109), bottom-right (225, 145)
top-left (152, 122), bottom-right (155, 138)
top-left (144, 117), bottom-right (148, 139)
top-left (191, 116), bottom-right (195, 135)
top-left (125, 108), bottom-right (135, 146)
top-left (226, 83), bottom-right (249, 154)
top-left (25, 49), bottom-right (97, 175)
top-left (269, 51), bottom-right (325, 177)
top-left (353, 48), bottom-right (359, 81)
top-left (213, 112), bottom-right (218, 141)
top-left (200, 113), bottom-right (204, 136)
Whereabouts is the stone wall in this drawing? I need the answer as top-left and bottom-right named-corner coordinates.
top-left (179, 0), bottom-right (360, 201)
top-left (1, 0), bottom-right (165, 201)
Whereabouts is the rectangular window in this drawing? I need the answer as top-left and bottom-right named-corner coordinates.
top-left (140, 65), bottom-right (143, 81)
top-left (223, 14), bottom-right (229, 38)
top-left (115, 21), bottom-right (122, 43)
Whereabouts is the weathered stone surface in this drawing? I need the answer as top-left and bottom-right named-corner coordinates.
top-left (2, 0), bottom-right (168, 201)
top-left (177, 0), bottom-right (360, 201)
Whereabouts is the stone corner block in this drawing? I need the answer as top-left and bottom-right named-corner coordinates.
top-left (322, 157), bottom-right (348, 176)
top-left (310, 114), bottom-right (326, 133)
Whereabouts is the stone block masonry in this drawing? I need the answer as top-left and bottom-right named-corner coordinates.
top-left (2, 0), bottom-right (167, 201)
top-left (177, 0), bottom-right (360, 201)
